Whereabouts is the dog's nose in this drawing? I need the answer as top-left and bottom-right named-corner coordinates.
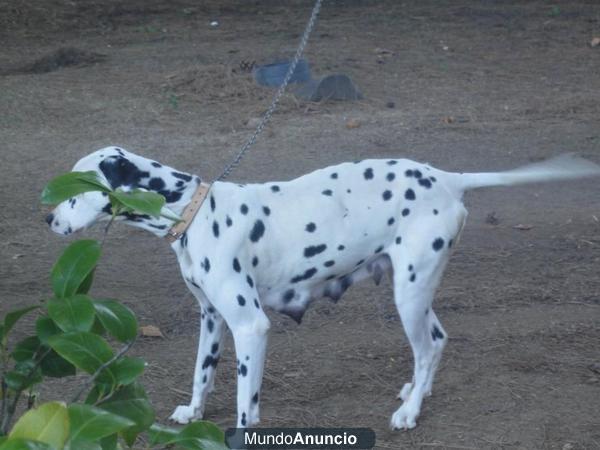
top-left (45, 213), bottom-right (54, 226)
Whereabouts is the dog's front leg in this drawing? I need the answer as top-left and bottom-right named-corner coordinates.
top-left (211, 281), bottom-right (270, 428)
top-left (171, 300), bottom-right (225, 424)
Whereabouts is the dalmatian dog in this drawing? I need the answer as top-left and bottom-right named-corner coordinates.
top-left (45, 147), bottom-right (599, 430)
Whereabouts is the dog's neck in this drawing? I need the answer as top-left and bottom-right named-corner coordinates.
top-left (98, 151), bottom-right (204, 240)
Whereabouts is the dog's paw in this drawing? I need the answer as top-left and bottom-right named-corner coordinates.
top-left (397, 382), bottom-right (413, 401)
top-left (170, 405), bottom-right (202, 424)
top-left (390, 404), bottom-right (419, 431)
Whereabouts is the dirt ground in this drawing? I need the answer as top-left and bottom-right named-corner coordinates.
top-left (1, 0), bottom-right (600, 448)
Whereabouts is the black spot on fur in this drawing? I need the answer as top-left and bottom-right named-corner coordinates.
top-left (382, 190), bottom-right (393, 201)
top-left (211, 343), bottom-right (219, 354)
top-left (246, 275), bottom-right (254, 288)
top-left (330, 173), bottom-right (338, 179)
top-left (233, 258), bottom-right (241, 272)
top-left (210, 195), bottom-right (216, 212)
top-left (291, 267), bottom-right (318, 283)
top-left (413, 170), bottom-right (422, 179)
top-left (418, 178), bottom-right (432, 189)
top-left (283, 289), bottom-right (295, 303)
top-left (226, 215), bottom-right (233, 227)
top-left (172, 171), bottom-right (192, 182)
top-left (254, 298), bottom-right (260, 308)
top-left (203, 257), bottom-right (211, 273)
top-left (262, 206), bottom-right (271, 216)
top-left (396, 236), bottom-right (402, 245)
top-left (241, 412), bottom-right (247, 426)
top-left (158, 190), bottom-right (182, 203)
top-left (402, 208), bottom-right (410, 217)
top-left (99, 156), bottom-right (150, 189)
top-left (249, 220), bottom-right (265, 242)
top-left (252, 392), bottom-right (259, 404)
top-left (202, 375), bottom-right (207, 383)
top-left (433, 209), bottom-right (438, 215)
top-left (338, 245), bottom-right (345, 251)
top-left (270, 185), bottom-right (280, 192)
top-left (448, 239), bottom-right (453, 248)
top-left (387, 160), bottom-right (397, 165)
top-left (375, 246), bottom-right (384, 253)
top-left (240, 204), bottom-right (249, 215)
top-left (324, 260), bottom-right (335, 267)
top-left (202, 355), bottom-right (219, 370)
top-left (304, 244), bottom-right (327, 257)
top-left (386, 172), bottom-right (395, 181)
top-left (388, 217), bottom-right (395, 225)
top-left (212, 221), bottom-right (219, 238)
top-left (431, 325), bottom-right (445, 341)
top-left (252, 256), bottom-right (259, 267)
top-left (322, 189), bottom-right (333, 196)
top-left (432, 238), bottom-right (445, 251)
top-left (363, 168), bottom-right (374, 180)
top-left (306, 222), bottom-right (316, 232)
top-left (430, 176), bottom-right (437, 182)
top-left (405, 169), bottom-right (414, 177)
top-left (237, 295), bottom-right (246, 306)
top-left (148, 177), bottom-right (165, 190)
top-left (408, 264), bottom-right (413, 271)
top-left (410, 273), bottom-right (416, 282)
top-left (405, 189), bottom-right (416, 200)
top-left (239, 364), bottom-right (247, 377)
top-left (356, 259), bottom-right (365, 266)
top-left (151, 161), bottom-right (162, 168)
top-left (207, 319), bottom-right (214, 332)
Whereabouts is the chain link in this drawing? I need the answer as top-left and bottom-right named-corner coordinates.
top-left (216, 0), bottom-right (323, 181)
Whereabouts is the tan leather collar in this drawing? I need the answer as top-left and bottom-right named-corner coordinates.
top-left (165, 182), bottom-right (211, 244)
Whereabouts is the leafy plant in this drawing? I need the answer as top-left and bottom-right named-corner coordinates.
top-left (0, 173), bottom-right (226, 449)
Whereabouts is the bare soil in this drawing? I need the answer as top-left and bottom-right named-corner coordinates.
top-left (1, 1), bottom-right (600, 449)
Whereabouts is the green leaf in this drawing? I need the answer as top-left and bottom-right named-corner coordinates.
top-left (39, 349), bottom-right (76, 378)
top-left (148, 423), bottom-right (178, 445)
top-left (99, 434), bottom-right (117, 450)
top-left (77, 269), bottom-right (95, 295)
top-left (92, 300), bottom-right (137, 343)
top-left (48, 295), bottom-right (95, 333)
top-left (51, 240), bottom-right (101, 299)
top-left (2, 306), bottom-right (39, 343)
top-left (148, 422), bottom-right (227, 450)
top-left (11, 336), bottom-right (41, 362)
top-left (98, 357), bottom-right (144, 387)
top-left (36, 317), bottom-right (62, 345)
top-left (68, 404), bottom-right (134, 443)
top-left (68, 441), bottom-right (101, 450)
top-left (41, 171), bottom-right (110, 205)
top-left (9, 401), bottom-right (69, 449)
top-left (109, 189), bottom-right (165, 218)
top-left (4, 365), bottom-right (42, 391)
top-left (179, 421), bottom-right (225, 443)
top-left (96, 383), bottom-right (155, 447)
top-left (0, 438), bottom-right (55, 450)
top-left (47, 332), bottom-right (114, 377)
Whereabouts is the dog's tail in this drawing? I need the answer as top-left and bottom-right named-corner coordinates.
top-left (450, 153), bottom-right (600, 193)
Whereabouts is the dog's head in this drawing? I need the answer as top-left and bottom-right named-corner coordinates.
top-left (45, 146), bottom-right (195, 236)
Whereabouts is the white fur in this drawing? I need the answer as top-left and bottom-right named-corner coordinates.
top-left (47, 147), bottom-right (600, 429)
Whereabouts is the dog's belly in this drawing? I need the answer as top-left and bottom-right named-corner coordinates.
top-left (259, 253), bottom-right (392, 323)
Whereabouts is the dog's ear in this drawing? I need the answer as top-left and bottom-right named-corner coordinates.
top-left (99, 156), bottom-right (149, 189)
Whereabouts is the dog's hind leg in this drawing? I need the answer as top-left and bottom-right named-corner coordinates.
top-left (170, 292), bottom-right (225, 424)
top-left (387, 233), bottom-right (451, 430)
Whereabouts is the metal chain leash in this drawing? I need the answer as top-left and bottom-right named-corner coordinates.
top-left (216, 0), bottom-right (323, 181)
